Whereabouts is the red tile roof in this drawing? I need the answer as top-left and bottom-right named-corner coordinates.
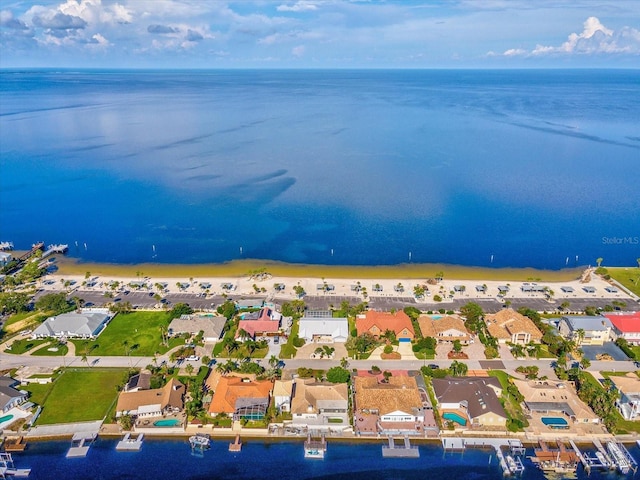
top-left (237, 319), bottom-right (280, 338)
top-left (356, 311), bottom-right (414, 339)
top-left (605, 312), bottom-right (640, 333)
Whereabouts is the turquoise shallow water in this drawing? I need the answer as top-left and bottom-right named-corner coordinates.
top-left (11, 438), bottom-right (640, 480)
top-left (1, 69), bottom-right (639, 268)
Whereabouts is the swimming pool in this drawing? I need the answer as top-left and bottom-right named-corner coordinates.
top-left (0, 414), bottom-right (14, 424)
top-left (442, 412), bottom-right (467, 426)
top-left (431, 315), bottom-right (443, 320)
top-left (153, 419), bottom-right (181, 427)
top-left (541, 417), bottom-right (568, 428)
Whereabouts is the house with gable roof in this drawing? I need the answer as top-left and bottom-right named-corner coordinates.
top-left (418, 314), bottom-right (472, 344)
top-left (208, 376), bottom-right (273, 421)
top-left (32, 309), bottom-right (111, 339)
top-left (432, 376), bottom-right (507, 429)
top-left (290, 378), bottom-right (349, 430)
top-left (558, 315), bottom-right (613, 346)
top-left (356, 310), bottom-right (414, 341)
top-left (605, 312), bottom-right (640, 345)
top-left (485, 308), bottom-right (543, 345)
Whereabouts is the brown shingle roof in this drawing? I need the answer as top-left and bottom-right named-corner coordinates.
top-left (512, 378), bottom-right (598, 421)
top-left (484, 309), bottom-right (542, 342)
top-left (354, 376), bottom-right (422, 416)
top-left (356, 311), bottom-right (414, 338)
top-left (208, 376), bottom-right (273, 415)
top-left (290, 379), bottom-right (348, 415)
top-left (417, 315), bottom-right (471, 341)
top-left (116, 378), bottom-right (185, 414)
top-left (432, 377), bottom-right (506, 420)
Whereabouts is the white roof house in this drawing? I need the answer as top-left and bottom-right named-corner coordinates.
top-left (298, 317), bottom-right (348, 343)
top-left (0, 251), bottom-right (12, 266)
top-left (32, 309), bottom-right (111, 339)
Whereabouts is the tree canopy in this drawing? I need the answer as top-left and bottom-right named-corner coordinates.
top-left (326, 366), bottom-right (350, 383)
top-left (35, 292), bottom-right (71, 314)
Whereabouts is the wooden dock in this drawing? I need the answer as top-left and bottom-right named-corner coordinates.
top-left (3, 437), bottom-right (27, 453)
top-left (229, 434), bottom-right (242, 452)
top-left (382, 435), bottom-right (420, 458)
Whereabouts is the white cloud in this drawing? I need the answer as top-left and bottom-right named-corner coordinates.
top-left (277, 1), bottom-right (319, 13)
top-left (291, 44), bottom-right (305, 57)
top-left (494, 16), bottom-right (640, 57)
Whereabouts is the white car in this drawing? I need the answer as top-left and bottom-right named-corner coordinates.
top-left (185, 355), bottom-right (200, 361)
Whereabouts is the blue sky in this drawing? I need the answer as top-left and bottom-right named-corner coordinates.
top-left (1, 0), bottom-right (639, 68)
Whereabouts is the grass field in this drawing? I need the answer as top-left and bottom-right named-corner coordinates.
top-left (70, 311), bottom-right (184, 356)
top-left (23, 368), bottom-right (126, 425)
top-left (608, 267), bottom-right (640, 297)
top-left (4, 338), bottom-right (49, 354)
top-left (55, 256), bottom-right (585, 281)
top-left (32, 343), bottom-right (69, 356)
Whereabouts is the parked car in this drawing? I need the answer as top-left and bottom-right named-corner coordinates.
top-left (185, 355), bottom-right (200, 361)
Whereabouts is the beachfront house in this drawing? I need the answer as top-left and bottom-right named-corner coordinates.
top-left (417, 314), bottom-right (472, 344)
top-left (609, 375), bottom-right (640, 421)
top-left (0, 376), bottom-right (28, 414)
top-left (512, 378), bottom-right (599, 424)
top-left (0, 251), bottom-right (11, 267)
top-left (290, 378), bottom-right (350, 430)
top-left (432, 377), bottom-right (506, 429)
top-left (605, 312), bottom-right (640, 345)
top-left (558, 315), bottom-right (613, 346)
top-left (298, 315), bottom-right (349, 343)
top-left (116, 378), bottom-right (185, 419)
top-left (208, 376), bottom-right (273, 421)
top-left (31, 309), bottom-right (111, 340)
top-left (356, 310), bottom-right (414, 341)
top-left (484, 308), bottom-right (543, 345)
top-left (354, 374), bottom-right (426, 435)
top-left (168, 313), bottom-right (227, 343)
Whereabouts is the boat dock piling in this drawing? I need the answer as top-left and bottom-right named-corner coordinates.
top-left (304, 433), bottom-right (327, 459)
top-left (382, 435), bottom-right (420, 458)
top-left (441, 438), bottom-right (525, 475)
top-left (0, 452), bottom-right (30, 478)
top-left (116, 433), bottom-right (144, 452)
top-left (66, 432), bottom-right (97, 458)
top-left (606, 441), bottom-right (638, 475)
top-left (229, 434), bottom-right (242, 452)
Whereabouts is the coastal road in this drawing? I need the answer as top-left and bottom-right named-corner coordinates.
top-left (2, 350), bottom-right (636, 378)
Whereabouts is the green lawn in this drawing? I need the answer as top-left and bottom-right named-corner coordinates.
top-left (32, 343), bottom-right (69, 356)
top-left (279, 318), bottom-right (300, 359)
top-left (23, 368), bottom-right (126, 425)
top-left (608, 268), bottom-right (640, 297)
top-left (70, 311), bottom-right (184, 356)
top-left (4, 338), bottom-right (50, 354)
top-left (488, 370), bottom-right (529, 430)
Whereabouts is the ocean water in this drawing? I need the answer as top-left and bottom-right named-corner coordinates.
top-left (1, 69), bottom-right (638, 268)
top-left (10, 438), bottom-right (640, 480)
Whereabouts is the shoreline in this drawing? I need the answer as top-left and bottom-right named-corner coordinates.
top-left (53, 256), bottom-right (588, 282)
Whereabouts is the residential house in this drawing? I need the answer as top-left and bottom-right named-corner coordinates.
top-left (298, 316), bottom-right (349, 343)
top-left (273, 379), bottom-right (293, 413)
top-left (512, 378), bottom-right (599, 424)
top-left (208, 376), bottom-right (273, 421)
top-left (290, 378), bottom-right (349, 430)
top-left (485, 309), bottom-right (543, 345)
top-left (605, 312), bottom-right (640, 345)
top-left (432, 376), bottom-right (507, 429)
top-left (237, 307), bottom-right (281, 340)
top-left (236, 298), bottom-right (264, 310)
top-left (0, 376), bottom-right (28, 414)
top-left (31, 309), bottom-right (111, 339)
top-left (116, 378), bottom-right (185, 418)
top-left (0, 251), bottom-right (11, 267)
top-left (558, 315), bottom-right (613, 346)
top-left (356, 310), bottom-right (414, 341)
top-left (168, 313), bottom-right (227, 343)
top-left (354, 375), bottom-right (426, 435)
top-left (124, 371), bottom-right (152, 392)
top-left (609, 375), bottom-right (640, 421)
top-left (418, 315), bottom-right (472, 344)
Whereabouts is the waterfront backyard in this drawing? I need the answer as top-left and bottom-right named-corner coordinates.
top-left (22, 368), bottom-right (126, 425)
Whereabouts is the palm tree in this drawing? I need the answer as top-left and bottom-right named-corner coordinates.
top-left (575, 328), bottom-right (585, 347)
top-left (450, 360), bottom-right (468, 377)
top-left (185, 363), bottom-right (194, 376)
top-left (268, 355), bottom-right (279, 369)
top-left (596, 257), bottom-right (603, 267)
